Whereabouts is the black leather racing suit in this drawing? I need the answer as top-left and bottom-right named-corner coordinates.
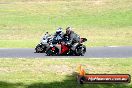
top-left (64, 31), bottom-right (80, 49)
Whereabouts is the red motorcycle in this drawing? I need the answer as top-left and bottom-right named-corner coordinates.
top-left (46, 38), bottom-right (87, 56)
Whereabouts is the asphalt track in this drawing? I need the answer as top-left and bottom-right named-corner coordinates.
top-left (0, 46), bottom-right (132, 58)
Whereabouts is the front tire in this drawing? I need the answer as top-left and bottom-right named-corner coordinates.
top-left (35, 44), bottom-right (45, 53)
top-left (46, 47), bottom-right (59, 56)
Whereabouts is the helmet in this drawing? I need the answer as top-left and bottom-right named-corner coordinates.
top-left (46, 32), bottom-right (48, 34)
top-left (56, 27), bottom-right (62, 34)
top-left (66, 27), bottom-right (72, 34)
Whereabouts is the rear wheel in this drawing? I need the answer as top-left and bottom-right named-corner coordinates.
top-left (46, 47), bottom-right (59, 56)
top-left (75, 45), bottom-right (86, 56)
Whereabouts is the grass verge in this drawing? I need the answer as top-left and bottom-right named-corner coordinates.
top-left (0, 58), bottom-right (131, 88)
top-left (0, 0), bottom-right (132, 47)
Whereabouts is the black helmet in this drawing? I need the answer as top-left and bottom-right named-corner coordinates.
top-left (66, 27), bottom-right (72, 34)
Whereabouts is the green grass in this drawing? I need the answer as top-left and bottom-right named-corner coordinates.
top-left (0, 58), bottom-right (132, 88)
top-left (0, 0), bottom-right (132, 47)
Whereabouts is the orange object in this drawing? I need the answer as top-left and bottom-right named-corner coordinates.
top-left (78, 65), bottom-right (86, 76)
top-left (80, 68), bottom-right (86, 76)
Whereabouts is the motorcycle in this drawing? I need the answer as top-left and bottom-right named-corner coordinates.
top-left (46, 37), bottom-right (87, 56)
top-left (35, 35), bottom-right (52, 53)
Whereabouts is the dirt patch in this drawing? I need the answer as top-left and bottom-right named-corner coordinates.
top-left (92, 0), bottom-right (104, 5)
top-left (46, 65), bottom-right (74, 75)
top-left (0, 67), bottom-right (18, 73)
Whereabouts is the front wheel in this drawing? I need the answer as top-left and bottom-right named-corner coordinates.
top-left (46, 47), bottom-right (59, 56)
top-left (35, 44), bottom-right (45, 53)
top-left (75, 45), bottom-right (86, 56)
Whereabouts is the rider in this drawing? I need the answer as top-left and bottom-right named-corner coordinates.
top-left (41, 32), bottom-right (51, 43)
top-left (64, 27), bottom-right (81, 48)
top-left (43, 32), bottom-right (50, 39)
top-left (52, 27), bottom-right (64, 44)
